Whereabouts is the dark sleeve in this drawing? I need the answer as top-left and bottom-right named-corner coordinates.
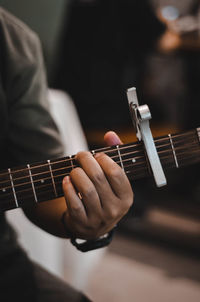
top-left (0, 8), bottom-right (64, 166)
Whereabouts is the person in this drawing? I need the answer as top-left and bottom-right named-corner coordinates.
top-left (0, 6), bottom-right (133, 302)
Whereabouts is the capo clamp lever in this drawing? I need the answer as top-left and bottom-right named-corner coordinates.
top-left (127, 87), bottom-right (167, 187)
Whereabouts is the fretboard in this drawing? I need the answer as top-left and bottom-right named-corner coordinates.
top-left (0, 128), bottom-right (200, 212)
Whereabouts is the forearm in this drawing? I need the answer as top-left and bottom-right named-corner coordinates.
top-left (23, 197), bottom-right (68, 238)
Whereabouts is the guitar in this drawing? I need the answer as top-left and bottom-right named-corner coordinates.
top-left (0, 127), bottom-right (200, 212)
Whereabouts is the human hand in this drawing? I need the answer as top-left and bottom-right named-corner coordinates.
top-left (62, 131), bottom-right (134, 240)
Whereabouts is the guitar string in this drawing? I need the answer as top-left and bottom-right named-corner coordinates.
top-left (0, 138), bottom-right (198, 191)
top-left (87, 131), bottom-right (194, 153)
top-left (0, 130), bottom-right (196, 178)
top-left (1, 156), bottom-right (199, 204)
top-left (0, 168), bottom-right (152, 204)
top-left (1, 150), bottom-right (199, 204)
top-left (0, 134), bottom-right (196, 192)
top-left (0, 163), bottom-right (152, 199)
top-left (5, 140), bottom-right (199, 187)
top-left (0, 154), bottom-right (148, 191)
top-left (3, 151), bottom-right (198, 203)
top-left (0, 139), bottom-right (198, 189)
top-left (0, 132), bottom-right (198, 197)
top-left (0, 147), bottom-right (199, 201)
top-left (0, 159), bottom-right (170, 201)
top-left (0, 128), bottom-right (198, 207)
top-left (0, 131), bottom-right (197, 184)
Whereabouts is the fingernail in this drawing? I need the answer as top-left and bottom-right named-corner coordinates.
top-left (63, 176), bottom-right (70, 184)
top-left (94, 152), bottom-right (103, 159)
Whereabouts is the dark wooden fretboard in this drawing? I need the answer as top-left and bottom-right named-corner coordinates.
top-left (0, 128), bottom-right (200, 212)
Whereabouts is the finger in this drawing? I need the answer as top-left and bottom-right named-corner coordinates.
top-left (75, 151), bottom-right (115, 207)
top-left (104, 131), bottom-right (123, 146)
top-left (70, 167), bottom-right (102, 217)
top-left (95, 152), bottom-right (133, 201)
top-left (62, 176), bottom-right (87, 221)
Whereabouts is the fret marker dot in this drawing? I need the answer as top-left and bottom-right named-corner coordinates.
top-left (2, 188), bottom-right (6, 192)
top-left (132, 158), bottom-right (136, 163)
top-left (41, 179), bottom-right (44, 183)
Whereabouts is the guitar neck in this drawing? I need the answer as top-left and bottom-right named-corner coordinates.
top-left (0, 128), bottom-right (200, 212)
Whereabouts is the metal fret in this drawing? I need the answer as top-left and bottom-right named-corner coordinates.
top-left (27, 164), bottom-right (38, 203)
top-left (0, 127), bottom-right (199, 213)
top-left (47, 160), bottom-right (58, 197)
top-left (168, 134), bottom-right (179, 168)
top-left (196, 127), bottom-right (200, 142)
top-left (69, 155), bottom-right (74, 170)
top-left (8, 168), bottom-right (19, 207)
top-left (116, 145), bottom-right (124, 170)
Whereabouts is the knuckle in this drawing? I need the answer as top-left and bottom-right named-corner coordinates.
top-left (121, 205), bottom-right (130, 216)
top-left (121, 184), bottom-right (134, 204)
top-left (126, 192), bottom-right (134, 207)
top-left (82, 185), bottom-right (95, 199)
top-left (70, 204), bottom-right (83, 216)
top-left (122, 196), bottom-right (134, 214)
top-left (107, 165), bottom-right (122, 179)
top-left (106, 207), bottom-right (119, 220)
top-left (92, 171), bottom-right (104, 184)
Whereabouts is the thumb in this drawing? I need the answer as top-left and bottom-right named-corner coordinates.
top-left (104, 131), bottom-right (123, 146)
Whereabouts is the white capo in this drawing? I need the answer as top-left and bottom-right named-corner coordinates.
top-left (126, 87), bottom-right (167, 187)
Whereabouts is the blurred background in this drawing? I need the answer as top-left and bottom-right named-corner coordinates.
top-left (1, 0), bottom-right (200, 301)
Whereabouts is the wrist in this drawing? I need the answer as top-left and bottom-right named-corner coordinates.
top-left (61, 211), bottom-right (117, 252)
